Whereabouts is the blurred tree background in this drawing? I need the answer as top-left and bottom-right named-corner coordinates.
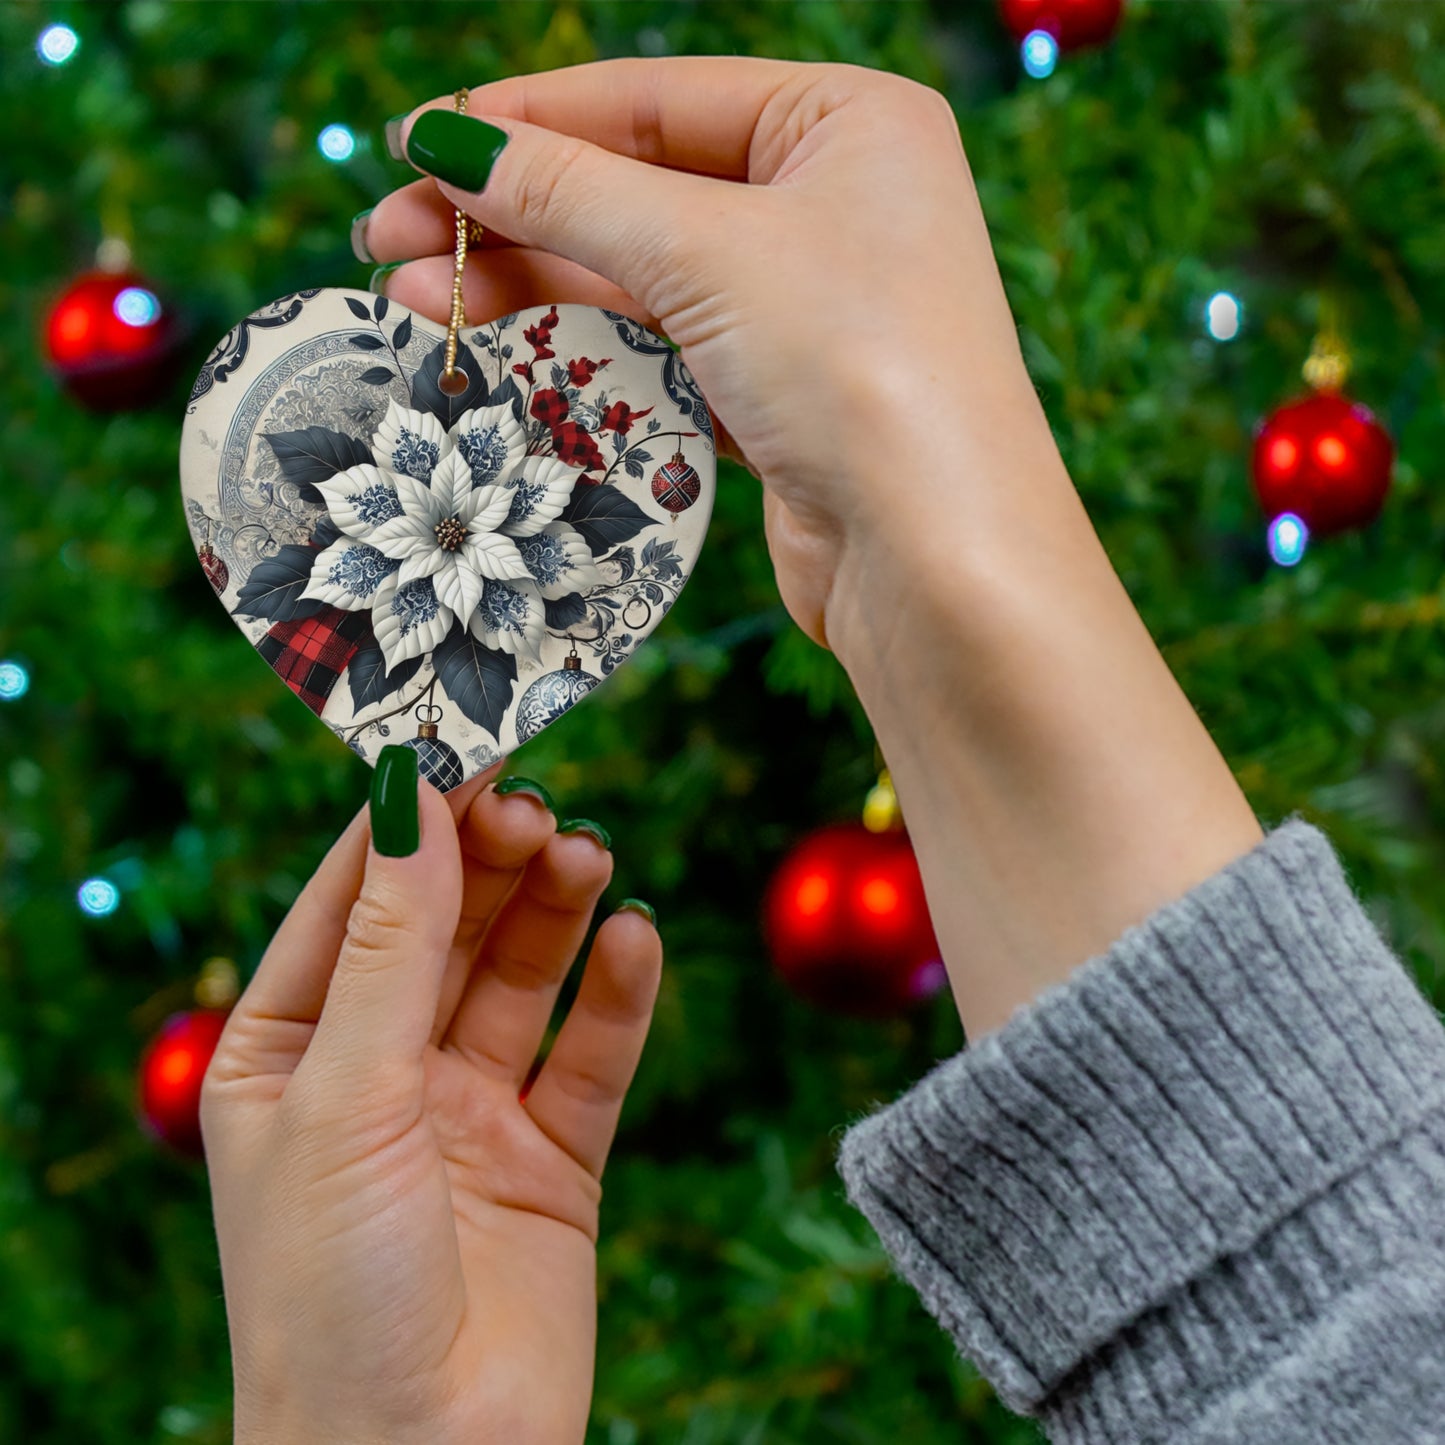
top-left (3, 1), bottom-right (1444, 1441)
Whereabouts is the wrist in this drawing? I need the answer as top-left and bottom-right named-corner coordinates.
top-left (824, 429), bottom-right (1262, 1038)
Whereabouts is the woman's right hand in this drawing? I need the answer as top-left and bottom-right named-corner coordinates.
top-left (363, 58), bottom-right (1263, 1041)
top-left (360, 57), bottom-right (1065, 657)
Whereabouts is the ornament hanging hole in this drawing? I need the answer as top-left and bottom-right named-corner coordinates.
top-left (438, 366), bottom-right (470, 397)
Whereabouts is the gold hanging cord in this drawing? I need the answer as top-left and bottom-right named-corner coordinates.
top-left (440, 88), bottom-right (481, 395)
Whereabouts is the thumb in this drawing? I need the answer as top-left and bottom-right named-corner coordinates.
top-left (302, 746), bottom-right (463, 1090)
top-left (398, 106), bottom-right (747, 322)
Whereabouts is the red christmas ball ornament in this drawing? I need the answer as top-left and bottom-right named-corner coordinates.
top-left (763, 822), bottom-right (945, 1017)
top-left (199, 544), bottom-right (230, 594)
top-left (137, 1008), bottom-right (230, 1157)
top-left (650, 449), bottom-right (702, 521)
top-left (199, 538), bottom-right (230, 594)
top-left (44, 269), bottom-right (181, 410)
top-left (1251, 391), bottom-right (1394, 537)
top-left (998, 0), bottom-right (1124, 50)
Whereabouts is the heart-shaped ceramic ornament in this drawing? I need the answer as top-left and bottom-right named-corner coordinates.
top-left (180, 290), bottom-right (715, 790)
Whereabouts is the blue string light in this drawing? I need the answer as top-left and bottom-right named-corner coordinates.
top-left (317, 124), bottom-right (356, 162)
top-left (114, 287), bottom-right (162, 327)
top-left (77, 878), bottom-right (121, 918)
top-left (1021, 30), bottom-right (1059, 79)
top-left (0, 660), bottom-right (28, 701)
top-left (1267, 512), bottom-right (1309, 567)
top-left (1205, 291), bottom-right (1243, 342)
top-left (37, 24), bottom-right (79, 66)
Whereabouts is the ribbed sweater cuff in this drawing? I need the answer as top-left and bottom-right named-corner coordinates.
top-left (835, 818), bottom-right (1445, 1424)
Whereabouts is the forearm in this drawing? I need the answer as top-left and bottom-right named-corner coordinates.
top-left (826, 385), bottom-right (1262, 1039)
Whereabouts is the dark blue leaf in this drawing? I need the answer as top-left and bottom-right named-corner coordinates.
top-left (346, 643), bottom-right (423, 711)
top-left (550, 363), bottom-right (569, 391)
top-left (613, 432), bottom-right (627, 454)
top-left (641, 537), bottom-right (657, 567)
top-left (263, 427), bottom-right (372, 487)
top-left (311, 514), bottom-right (342, 549)
top-left (543, 592), bottom-right (587, 629)
top-left (488, 375), bottom-right (523, 423)
top-left (606, 545), bottom-right (636, 582)
top-left (358, 366), bottom-right (395, 386)
top-left (646, 417), bottom-right (662, 433)
top-left (432, 629), bottom-right (516, 738)
top-left (345, 296), bottom-right (371, 321)
top-left (373, 295), bottom-right (389, 321)
top-left (560, 484), bottom-right (658, 554)
top-left (623, 456), bottom-right (644, 479)
top-left (410, 338), bottom-right (489, 426)
top-left (350, 333), bottom-right (387, 351)
top-left (632, 450), bottom-right (653, 465)
top-left (392, 313), bottom-right (413, 351)
top-left (233, 544), bottom-right (326, 622)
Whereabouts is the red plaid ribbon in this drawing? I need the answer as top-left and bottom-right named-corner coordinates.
top-left (257, 606), bottom-right (372, 715)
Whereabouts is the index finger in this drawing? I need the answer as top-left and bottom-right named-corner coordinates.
top-left (417, 55), bottom-right (813, 183)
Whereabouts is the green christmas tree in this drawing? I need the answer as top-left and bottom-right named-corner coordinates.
top-left (2, 3), bottom-right (1443, 1441)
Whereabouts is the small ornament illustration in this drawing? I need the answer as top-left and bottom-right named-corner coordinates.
top-left (515, 644), bottom-right (600, 742)
top-left (405, 702), bottom-right (465, 791)
top-left (650, 450), bottom-right (702, 521)
top-left (198, 519), bottom-right (230, 594)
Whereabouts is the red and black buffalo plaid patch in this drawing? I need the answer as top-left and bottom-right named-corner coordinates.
top-left (529, 387), bottom-right (569, 429)
top-left (258, 606), bottom-right (372, 715)
top-left (551, 421), bottom-right (605, 473)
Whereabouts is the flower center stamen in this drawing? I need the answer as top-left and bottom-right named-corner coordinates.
top-left (434, 516), bottom-right (467, 552)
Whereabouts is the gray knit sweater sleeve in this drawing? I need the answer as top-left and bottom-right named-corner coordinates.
top-left (835, 819), bottom-right (1445, 1443)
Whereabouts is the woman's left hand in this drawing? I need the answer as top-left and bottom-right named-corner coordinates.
top-left (201, 760), bottom-right (662, 1445)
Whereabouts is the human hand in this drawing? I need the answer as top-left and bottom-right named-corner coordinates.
top-left (359, 56), bottom-right (1060, 657)
top-left (201, 752), bottom-right (661, 1445)
top-left (359, 60), bottom-right (1262, 1041)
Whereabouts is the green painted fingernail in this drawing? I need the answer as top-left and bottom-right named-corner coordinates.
top-left (494, 775), bottom-right (555, 812)
top-left (405, 110), bottom-right (510, 192)
top-left (559, 818), bottom-right (611, 851)
top-left (350, 208), bottom-right (375, 264)
top-left (369, 261), bottom-right (403, 296)
top-left (384, 113), bottom-right (409, 162)
top-left (617, 898), bottom-right (656, 926)
top-left (371, 746), bottom-right (419, 857)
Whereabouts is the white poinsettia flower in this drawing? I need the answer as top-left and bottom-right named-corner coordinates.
top-left (301, 397), bottom-right (600, 672)
top-left (450, 401), bottom-right (527, 487)
top-left (469, 576), bottom-right (548, 663)
top-left (497, 455), bottom-right (580, 538)
top-left (373, 399), bottom-right (446, 482)
top-left (513, 521), bottom-right (604, 600)
top-left (371, 569), bottom-right (454, 667)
